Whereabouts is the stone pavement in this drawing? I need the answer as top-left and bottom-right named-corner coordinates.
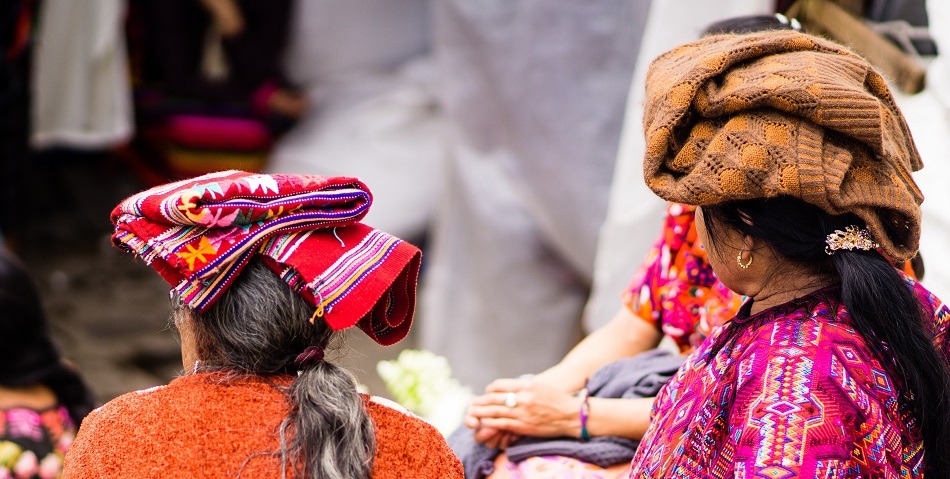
top-left (14, 158), bottom-right (412, 405)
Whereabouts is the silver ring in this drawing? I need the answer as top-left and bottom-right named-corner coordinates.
top-left (504, 392), bottom-right (518, 408)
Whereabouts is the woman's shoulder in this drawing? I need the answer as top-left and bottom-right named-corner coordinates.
top-left (79, 373), bottom-right (287, 435)
top-left (732, 293), bottom-right (879, 370)
top-left (364, 395), bottom-right (463, 478)
top-left (80, 384), bottom-right (171, 428)
top-left (363, 394), bottom-right (445, 444)
top-left (733, 295), bottom-right (901, 397)
top-left (755, 276), bottom-right (950, 361)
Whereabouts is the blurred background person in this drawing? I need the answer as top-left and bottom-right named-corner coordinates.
top-left (0, 248), bottom-right (95, 479)
top-left (126, 0), bottom-right (305, 182)
top-left (448, 12), bottom-right (785, 479)
top-left (420, 0), bottom-right (653, 391)
top-left (267, 0), bottom-right (440, 242)
top-left (137, 0), bottom-right (307, 119)
top-left (581, 0), bottom-right (772, 332)
top-left (31, 0), bottom-right (133, 151)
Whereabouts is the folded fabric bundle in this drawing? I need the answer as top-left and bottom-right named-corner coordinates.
top-left (111, 170), bottom-right (420, 345)
top-left (505, 350), bottom-right (685, 466)
top-left (642, 30), bottom-right (924, 260)
top-left (449, 349), bottom-right (685, 478)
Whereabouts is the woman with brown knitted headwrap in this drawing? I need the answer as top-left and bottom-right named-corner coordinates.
top-left (628, 30), bottom-right (950, 478)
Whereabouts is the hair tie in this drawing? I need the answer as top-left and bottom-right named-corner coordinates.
top-left (825, 226), bottom-right (879, 255)
top-left (294, 346), bottom-right (325, 370)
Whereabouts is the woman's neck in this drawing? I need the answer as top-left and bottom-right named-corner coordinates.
top-left (748, 269), bottom-right (836, 315)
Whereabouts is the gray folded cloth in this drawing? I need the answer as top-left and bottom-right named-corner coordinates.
top-left (448, 349), bottom-right (685, 479)
top-left (448, 427), bottom-right (499, 479)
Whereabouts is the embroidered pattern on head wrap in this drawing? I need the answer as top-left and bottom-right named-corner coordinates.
top-left (111, 170), bottom-right (421, 346)
top-left (824, 226), bottom-right (880, 255)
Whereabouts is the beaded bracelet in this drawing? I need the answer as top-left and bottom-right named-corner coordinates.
top-left (578, 386), bottom-right (591, 441)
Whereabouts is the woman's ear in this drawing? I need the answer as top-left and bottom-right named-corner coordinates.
top-left (742, 234), bottom-right (756, 252)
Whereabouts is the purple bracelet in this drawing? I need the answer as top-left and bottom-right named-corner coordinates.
top-left (578, 387), bottom-right (590, 441)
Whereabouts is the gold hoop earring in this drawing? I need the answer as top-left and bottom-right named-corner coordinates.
top-left (737, 251), bottom-right (753, 269)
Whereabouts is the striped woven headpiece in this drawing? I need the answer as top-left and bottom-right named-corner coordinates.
top-left (111, 170), bottom-right (421, 345)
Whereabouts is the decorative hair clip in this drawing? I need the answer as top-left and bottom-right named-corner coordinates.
top-left (824, 226), bottom-right (879, 255)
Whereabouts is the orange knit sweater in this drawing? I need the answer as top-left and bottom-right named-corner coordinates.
top-left (61, 373), bottom-right (462, 478)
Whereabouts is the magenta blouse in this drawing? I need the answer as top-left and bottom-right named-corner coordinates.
top-left (629, 280), bottom-right (950, 478)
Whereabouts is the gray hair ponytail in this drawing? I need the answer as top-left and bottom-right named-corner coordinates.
top-left (175, 259), bottom-right (376, 479)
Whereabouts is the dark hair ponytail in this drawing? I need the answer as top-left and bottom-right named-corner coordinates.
top-left (185, 259), bottom-right (375, 479)
top-left (702, 196), bottom-right (950, 475)
top-left (830, 249), bottom-right (950, 474)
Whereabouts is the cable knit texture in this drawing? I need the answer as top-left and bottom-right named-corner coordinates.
top-left (61, 373), bottom-right (463, 479)
top-left (642, 30), bottom-right (923, 260)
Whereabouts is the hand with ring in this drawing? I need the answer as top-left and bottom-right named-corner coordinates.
top-left (465, 377), bottom-right (583, 448)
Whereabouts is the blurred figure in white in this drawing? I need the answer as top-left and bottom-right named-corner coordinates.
top-left (32, 0), bottom-right (132, 149)
top-left (581, 0), bottom-right (773, 332)
top-left (267, 0), bottom-right (439, 241)
top-left (421, 1), bottom-right (652, 390)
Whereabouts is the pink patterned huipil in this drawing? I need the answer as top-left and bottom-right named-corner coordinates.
top-left (629, 281), bottom-right (950, 478)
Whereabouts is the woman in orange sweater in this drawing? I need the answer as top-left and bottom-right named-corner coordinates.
top-left (62, 171), bottom-right (462, 479)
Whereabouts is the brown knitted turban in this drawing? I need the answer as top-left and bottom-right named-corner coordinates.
top-left (642, 30), bottom-right (923, 260)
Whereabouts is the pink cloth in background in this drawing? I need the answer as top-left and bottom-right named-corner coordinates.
top-left (165, 115), bottom-right (272, 150)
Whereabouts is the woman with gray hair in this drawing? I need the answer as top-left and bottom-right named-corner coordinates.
top-left (62, 171), bottom-right (462, 479)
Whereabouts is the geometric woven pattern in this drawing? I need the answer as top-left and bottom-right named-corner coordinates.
top-left (111, 170), bottom-right (422, 346)
top-left (629, 282), bottom-right (949, 478)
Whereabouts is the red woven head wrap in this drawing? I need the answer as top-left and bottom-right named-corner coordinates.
top-left (111, 170), bottom-right (421, 346)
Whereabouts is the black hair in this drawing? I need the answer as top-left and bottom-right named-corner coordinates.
top-left (702, 14), bottom-right (796, 36)
top-left (702, 196), bottom-right (950, 475)
top-left (182, 259), bottom-right (375, 479)
top-left (0, 248), bottom-right (95, 426)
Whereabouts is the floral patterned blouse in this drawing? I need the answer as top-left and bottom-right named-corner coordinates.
top-left (0, 405), bottom-right (76, 479)
top-left (628, 281), bottom-right (950, 478)
top-left (623, 203), bottom-right (742, 352)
